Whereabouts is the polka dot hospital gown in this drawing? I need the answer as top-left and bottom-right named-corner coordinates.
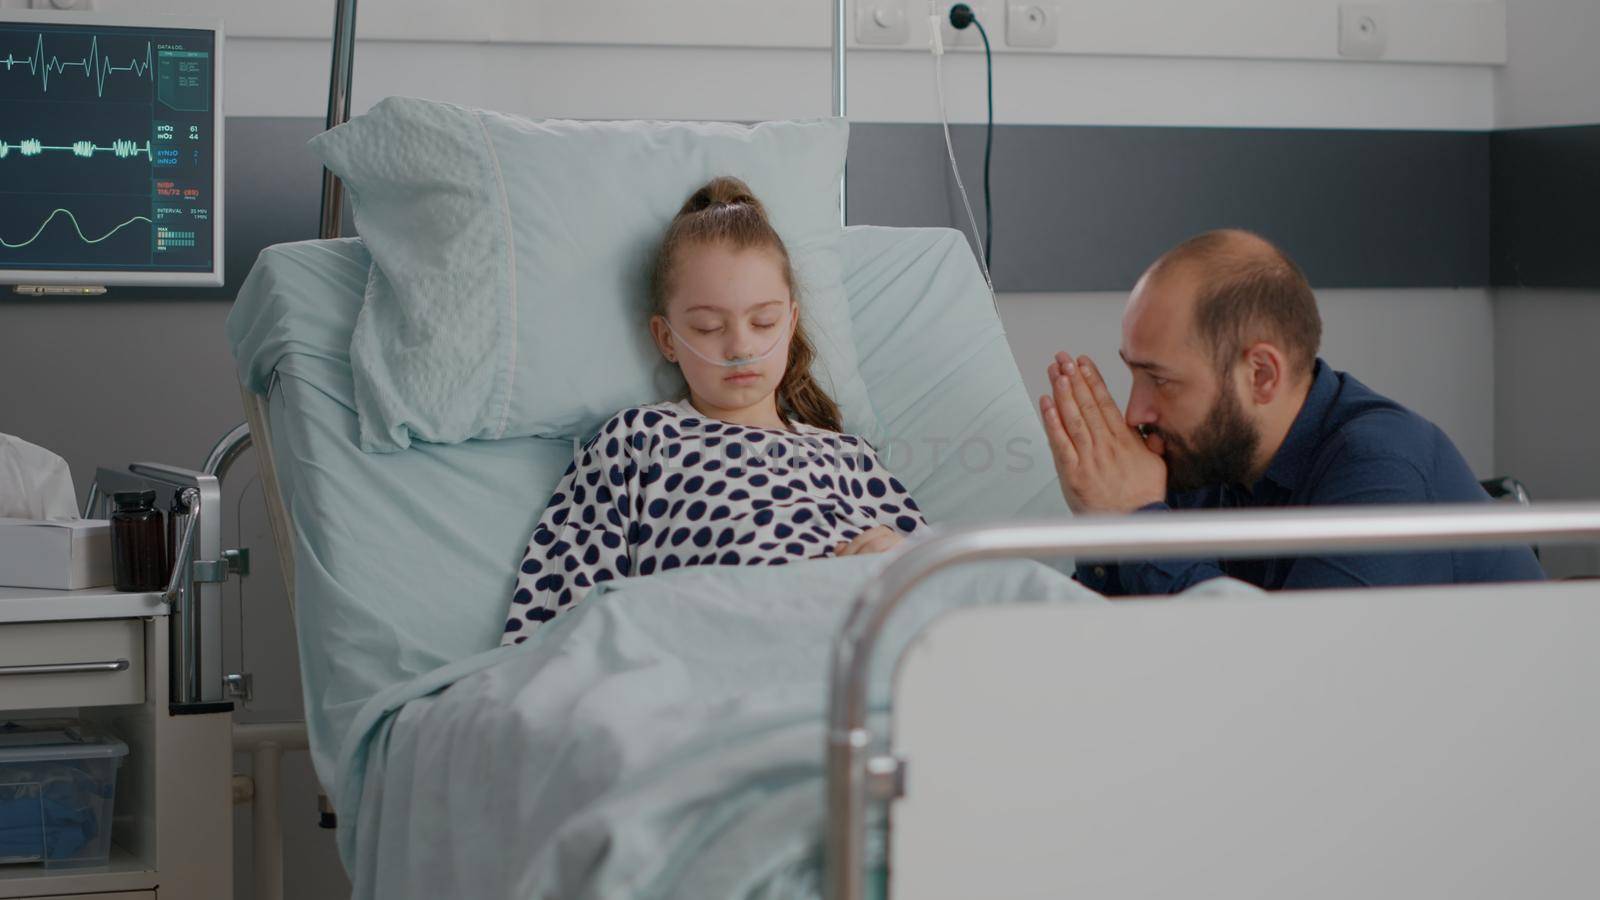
top-left (501, 400), bottom-right (927, 645)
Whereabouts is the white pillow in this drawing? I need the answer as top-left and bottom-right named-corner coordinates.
top-left (308, 96), bottom-right (880, 450)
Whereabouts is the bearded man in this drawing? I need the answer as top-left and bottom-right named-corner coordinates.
top-left (1040, 229), bottom-right (1544, 594)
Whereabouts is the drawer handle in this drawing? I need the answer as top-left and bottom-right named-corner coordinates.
top-left (0, 659), bottom-right (131, 677)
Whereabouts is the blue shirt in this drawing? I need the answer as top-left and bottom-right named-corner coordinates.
top-left (1075, 360), bottom-right (1545, 595)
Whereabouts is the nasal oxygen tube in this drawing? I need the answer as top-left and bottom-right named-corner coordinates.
top-left (663, 316), bottom-right (792, 368)
top-left (930, 1), bottom-right (997, 307)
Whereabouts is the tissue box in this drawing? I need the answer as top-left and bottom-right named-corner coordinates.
top-left (0, 518), bottom-right (112, 590)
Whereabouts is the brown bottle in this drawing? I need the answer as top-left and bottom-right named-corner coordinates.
top-left (111, 490), bottom-right (166, 592)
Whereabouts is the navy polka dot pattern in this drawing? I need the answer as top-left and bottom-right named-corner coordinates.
top-left (501, 399), bottom-right (927, 645)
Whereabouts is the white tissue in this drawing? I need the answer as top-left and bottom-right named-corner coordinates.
top-left (0, 432), bottom-right (79, 520)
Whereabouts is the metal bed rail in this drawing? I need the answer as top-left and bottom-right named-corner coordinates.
top-left (82, 422), bottom-right (258, 707)
top-left (825, 501), bottom-right (1600, 900)
top-left (87, 461), bottom-right (230, 709)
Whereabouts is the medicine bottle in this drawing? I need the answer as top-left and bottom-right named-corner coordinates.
top-left (111, 490), bottom-right (166, 592)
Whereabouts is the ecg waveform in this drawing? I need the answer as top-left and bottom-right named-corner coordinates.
top-left (0, 138), bottom-right (149, 159)
top-left (0, 34), bottom-right (152, 97)
top-left (0, 207), bottom-right (151, 250)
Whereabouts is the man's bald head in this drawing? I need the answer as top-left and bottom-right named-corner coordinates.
top-left (1140, 229), bottom-right (1322, 381)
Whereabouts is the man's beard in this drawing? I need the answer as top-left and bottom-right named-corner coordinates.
top-left (1149, 385), bottom-right (1261, 494)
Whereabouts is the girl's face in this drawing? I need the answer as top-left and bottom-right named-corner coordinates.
top-left (650, 242), bottom-right (795, 422)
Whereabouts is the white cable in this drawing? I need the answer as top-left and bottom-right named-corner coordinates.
top-left (929, 2), bottom-right (997, 306)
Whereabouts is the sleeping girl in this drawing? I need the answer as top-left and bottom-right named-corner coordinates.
top-left (501, 176), bottom-right (927, 644)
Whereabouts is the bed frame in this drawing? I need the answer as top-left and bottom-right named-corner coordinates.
top-left (829, 505), bottom-right (1600, 899)
top-left (217, 3), bottom-right (1600, 899)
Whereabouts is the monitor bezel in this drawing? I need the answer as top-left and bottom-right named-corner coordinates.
top-left (0, 9), bottom-right (224, 288)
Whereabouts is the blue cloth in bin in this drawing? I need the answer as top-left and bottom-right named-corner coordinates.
top-left (0, 720), bottom-right (124, 865)
top-left (0, 762), bottom-right (110, 862)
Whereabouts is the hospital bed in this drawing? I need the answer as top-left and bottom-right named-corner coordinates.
top-left (228, 233), bottom-right (1600, 900)
top-left (219, 2), bottom-right (1600, 897)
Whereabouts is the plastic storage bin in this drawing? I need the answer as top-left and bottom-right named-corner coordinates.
top-left (0, 719), bottom-right (128, 867)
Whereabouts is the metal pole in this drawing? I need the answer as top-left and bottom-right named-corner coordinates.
top-left (253, 740), bottom-right (283, 900)
top-left (833, 0), bottom-right (847, 225)
top-left (319, 0), bottom-right (359, 239)
top-left (233, 721), bottom-right (310, 900)
top-left (824, 502), bottom-right (1600, 900)
top-left (163, 488), bottom-right (203, 706)
top-left (233, 721), bottom-right (311, 751)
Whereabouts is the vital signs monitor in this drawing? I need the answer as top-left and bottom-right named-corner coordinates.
top-left (0, 10), bottom-right (222, 288)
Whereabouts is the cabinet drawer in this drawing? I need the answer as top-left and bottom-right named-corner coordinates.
top-left (0, 619), bottom-right (144, 712)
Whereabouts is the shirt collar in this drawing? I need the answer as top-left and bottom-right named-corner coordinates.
top-left (1256, 358), bottom-right (1338, 494)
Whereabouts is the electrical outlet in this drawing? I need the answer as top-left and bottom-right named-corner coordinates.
top-left (1339, 4), bottom-right (1388, 59)
top-left (1006, 3), bottom-right (1058, 48)
top-left (941, 2), bottom-right (994, 50)
top-left (857, 0), bottom-right (910, 46)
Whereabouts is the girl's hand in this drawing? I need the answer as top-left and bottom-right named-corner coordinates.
top-left (835, 526), bottom-right (904, 557)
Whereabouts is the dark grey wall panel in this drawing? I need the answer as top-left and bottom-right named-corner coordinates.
top-left (1490, 124), bottom-right (1600, 288)
top-left (94, 117), bottom-right (1507, 300)
top-left (848, 123), bottom-right (1492, 292)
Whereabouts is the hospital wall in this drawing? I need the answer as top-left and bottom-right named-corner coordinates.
top-left (1488, 0), bottom-right (1600, 579)
top-left (0, 2), bottom-right (1594, 898)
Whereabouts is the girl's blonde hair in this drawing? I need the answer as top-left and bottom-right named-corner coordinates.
top-left (649, 176), bottom-right (842, 432)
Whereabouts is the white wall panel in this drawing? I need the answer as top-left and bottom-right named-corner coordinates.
top-left (219, 38), bottom-right (1496, 129)
top-left (88, 0), bottom-right (1506, 64)
top-left (66, 0), bottom-right (1498, 129)
top-left (1494, 0), bottom-right (1600, 129)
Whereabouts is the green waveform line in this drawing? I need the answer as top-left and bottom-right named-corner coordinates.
top-left (0, 138), bottom-right (150, 159)
top-left (0, 34), bottom-right (152, 97)
top-left (0, 207), bottom-right (152, 249)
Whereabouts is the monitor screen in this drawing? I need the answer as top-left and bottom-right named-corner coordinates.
top-left (0, 13), bottom-right (222, 287)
